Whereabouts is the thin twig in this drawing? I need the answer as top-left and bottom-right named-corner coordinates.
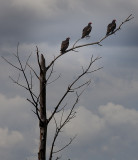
top-left (87, 66), bottom-right (103, 73)
top-left (9, 75), bottom-right (38, 100)
top-left (72, 38), bottom-right (81, 48)
top-left (9, 76), bottom-right (28, 90)
top-left (1, 56), bottom-right (22, 71)
top-left (24, 53), bottom-right (32, 71)
top-left (27, 98), bottom-right (36, 107)
top-left (56, 103), bottom-right (67, 113)
top-left (47, 74), bottom-right (61, 85)
top-left (65, 14), bottom-right (134, 52)
top-left (53, 136), bottom-right (76, 154)
top-left (60, 108), bottom-right (64, 127)
top-left (71, 80), bottom-right (91, 90)
top-left (17, 73), bottom-right (20, 82)
top-left (30, 71), bottom-right (33, 89)
top-left (48, 55), bottom-right (101, 123)
top-left (27, 63), bottom-right (40, 80)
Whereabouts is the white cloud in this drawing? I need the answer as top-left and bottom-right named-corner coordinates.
top-left (62, 103), bottom-right (138, 158)
top-left (0, 127), bottom-right (23, 148)
top-left (0, 93), bottom-right (40, 160)
top-left (99, 102), bottom-right (138, 126)
top-left (0, 89), bottom-right (138, 159)
top-left (64, 106), bottom-right (105, 140)
top-left (0, 93), bottom-right (26, 109)
top-left (41, 102), bottom-right (138, 159)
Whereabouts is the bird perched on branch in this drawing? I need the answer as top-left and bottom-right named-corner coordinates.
top-left (81, 22), bottom-right (92, 39)
top-left (60, 37), bottom-right (70, 54)
top-left (106, 19), bottom-right (116, 35)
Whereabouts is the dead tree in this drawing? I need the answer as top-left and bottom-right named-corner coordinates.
top-left (2, 15), bottom-right (133, 160)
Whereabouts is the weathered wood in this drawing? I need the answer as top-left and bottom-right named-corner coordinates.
top-left (38, 54), bottom-right (47, 160)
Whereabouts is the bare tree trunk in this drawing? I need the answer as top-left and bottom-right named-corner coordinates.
top-left (38, 54), bottom-right (47, 160)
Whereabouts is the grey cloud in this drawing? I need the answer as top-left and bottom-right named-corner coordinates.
top-left (0, 0), bottom-right (137, 46)
top-left (62, 104), bottom-right (138, 160)
top-left (0, 94), bottom-right (38, 160)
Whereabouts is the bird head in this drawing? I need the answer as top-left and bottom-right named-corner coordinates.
top-left (113, 19), bottom-right (116, 23)
top-left (66, 37), bottom-right (70, 40)
top-left (88, 22), bottom-right (92, 25)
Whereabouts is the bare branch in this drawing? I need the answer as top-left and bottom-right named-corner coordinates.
top-left (39, 15), bottom-right (133, 75)
top-left (49, 89), bottom-right (85, 159)
top-left (60, 108), bottom-right (64, 127)
top-left (53, 136), bottom-right (76, 154)
top-left (49, 110), bottom-right (76, 160)
top-left (72, 38), bottom-right (81, 48)
top-left (56, 103), bottom-right (67, 113)
top-left (47, 74), bottom-right (61, 85)
top-left (27, 96), bottom-right (41, 121)
top-left (53, 116), bottom-right (58, 131)
top-left (27, 98), bottom-right (36, 107)
top-left (48, 55), bottom-right (101, 123)
top-left (87, 66), bottom-right (103, 73)
top-left (9, 76), bottom-right (28, 90)
top-left (27, 98), bottom-right (41, 121)
top-left (46, 57), bottom-right (61, 85)
top-left (46, 54), bottom-right (61, 71)
top-left (4, 44), bottom-right (40, 108)
top-left (46, 62), bottom-right (54, 83)
top-left (72, 49), bottom-right (79, 52)
top-left (71, 79), bottom-right (91, 91)
top-left (17, 73), bottom-right (20, 82)
top-left (1, 56), bottom-right (22, 71)
top-left (32, 109), bottom-right (37, 115)
top-left (48, 15), bottom-right (133, 157)
top-left (31, 108), bottom-right (41, 122)
top-left (27, 63), bottom-right (40, 80)
top-left (30, 71), bottom-right (33, 89)
top-left (65, 14), bottom-right (134, 52)
top-left (24, 53), bottom-right (32, 71)
top-left (114, 14), bottom-right (134, 33)
top-left (10, 75), bottom-right (37, 98)
top-left (16, 45), bottom-right (37, 106)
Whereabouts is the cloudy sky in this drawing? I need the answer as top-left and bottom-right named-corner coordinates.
top-left (0, 0), bottom-right (138, 160)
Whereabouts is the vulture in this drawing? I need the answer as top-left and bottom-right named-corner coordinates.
top-left (82, 22), bottom-right (92, 39)
top-left (106, 19), bottom-right (116, 36)
top-left (60, 37), bottom-right (70, 54)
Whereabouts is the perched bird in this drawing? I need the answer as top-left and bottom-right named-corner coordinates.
top-left (82, 22), bottom-right (92, 38)
top-left (106, 19), bottom-right (116, 36)
top-left (60, 37), bottom-right (70, 54)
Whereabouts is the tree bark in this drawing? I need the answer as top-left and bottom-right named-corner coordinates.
top-left (38, 54), bottom-right (47, 160)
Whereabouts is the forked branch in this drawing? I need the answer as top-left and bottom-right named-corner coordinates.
top-left (2, 44), bottom-right (41, 121)
top-left (48, 55), bottom-right (101, 123)
top-left (49, 91), bottom-right (83, 160)
top-left (45, 14), bottom-right (133, 72)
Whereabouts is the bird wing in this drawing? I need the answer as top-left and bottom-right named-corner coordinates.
top-left (112, 23), bottom-right (116, 30)
top-left (87, 26), bottom-right (92, 32)
top-left (61, 40), bottom-right (69, 50)
top-left (107, 23), bottom-right (112, 30)
top-left (83, 25), bottom-right (88, 32)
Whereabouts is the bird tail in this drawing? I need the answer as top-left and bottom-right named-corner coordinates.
top-left (106, 32), bottom-right (109, 36)
top-left (60, 49), bottom-right (64, 54)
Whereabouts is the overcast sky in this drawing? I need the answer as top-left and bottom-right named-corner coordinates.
top-left (0, 0), bottom-right (138, 160)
